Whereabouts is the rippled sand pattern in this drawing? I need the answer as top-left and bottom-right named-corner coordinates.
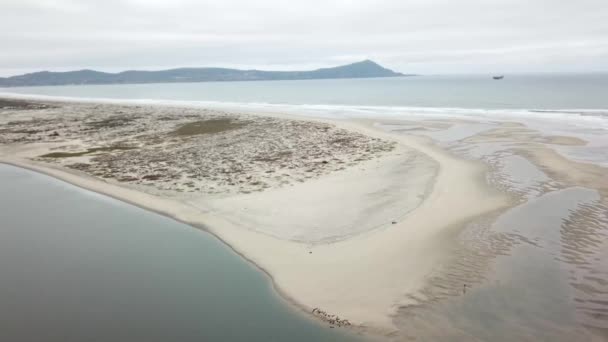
top-left (562, 201), bottom-right (608, 332)
top-left (384, 119), bottom-right (608, 341)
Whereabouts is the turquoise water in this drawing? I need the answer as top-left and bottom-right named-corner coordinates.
top-left (0, 164), bottom-right (360, 342)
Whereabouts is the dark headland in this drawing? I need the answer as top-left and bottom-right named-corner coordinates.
top-left (0, 60), bottom-right (409, 87)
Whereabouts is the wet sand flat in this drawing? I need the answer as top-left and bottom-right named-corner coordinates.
top-left (2, 95), bottom-right (607, 340)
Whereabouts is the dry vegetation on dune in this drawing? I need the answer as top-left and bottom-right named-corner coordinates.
top-left (0, 98), bottom-right (55, 110)
top-left (0, 99), bottom-right (396, 196)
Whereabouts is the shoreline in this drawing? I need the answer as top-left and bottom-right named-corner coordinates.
top-left (0, 97), bottom-right (512, 335)
top-left (0, 159), bottom-right (339, 335)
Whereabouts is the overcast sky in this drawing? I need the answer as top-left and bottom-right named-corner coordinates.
top-left (1, 0), bottom-right (607, 76)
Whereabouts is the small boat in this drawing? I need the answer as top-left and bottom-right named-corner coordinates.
top-left (493, 75), bottom-right (504, 80)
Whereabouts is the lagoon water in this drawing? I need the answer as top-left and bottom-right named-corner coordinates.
top-left (0, 164), bottom-right (359, 342)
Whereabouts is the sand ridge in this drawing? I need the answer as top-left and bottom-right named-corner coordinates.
top-left (0, 97), bottom-right (511, 335)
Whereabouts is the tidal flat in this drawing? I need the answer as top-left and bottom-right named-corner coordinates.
top-left (1, 96), bottom-right (607, 340)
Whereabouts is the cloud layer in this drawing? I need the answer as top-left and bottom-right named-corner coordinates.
top-left (2, 0), bottom-right (607, 76)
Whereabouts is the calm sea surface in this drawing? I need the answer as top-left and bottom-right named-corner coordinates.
top-left (2, 74), bottom-right (608, 110)
top-left (0, 164), bottom-right (359, 342)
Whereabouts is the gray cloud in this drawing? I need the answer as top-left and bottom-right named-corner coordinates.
top-left (1, 0), bottom-right (607, 76)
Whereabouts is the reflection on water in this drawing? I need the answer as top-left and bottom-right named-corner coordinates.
top-left (395, 188), bottom-right (608, 341)
top-left (379, 119), bottom-right (608, 340)
top-left (0, 165), bottom-right (360, 342)
top-left (564, 201), bottom-right (608, 332)
top-left (485, 152), bottom-right (558, 200)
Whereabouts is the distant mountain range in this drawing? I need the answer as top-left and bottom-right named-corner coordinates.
top-left (0, 60), bottom-right (409, 87)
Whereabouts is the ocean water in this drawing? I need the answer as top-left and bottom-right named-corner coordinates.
top-left (0, 164), bottom-right (360, 342)
top-left (2, 74), bottom-right (608, 110)
top-left (3, 74), bottom-right (608, 166)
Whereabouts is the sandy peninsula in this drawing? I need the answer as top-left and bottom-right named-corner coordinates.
top-left (0, 97), bottom-right (511, 334)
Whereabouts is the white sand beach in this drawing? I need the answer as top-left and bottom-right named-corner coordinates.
top-left (4, 97), bottom-right (606, 336)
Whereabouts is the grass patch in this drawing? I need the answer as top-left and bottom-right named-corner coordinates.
top-left (330, 137), bottom-right (355, 144)
top-left (172, 118), bottom-right (246, 136)
top-left (0, 99), bottom-right (52, 110)
top-left (85, 116), bottom-right (137, 129)
top-left (9, 129), bottom-right (40, 134)
top-left (40, 146), bottom-right (135, 158)
top-left (253, 151), bottom-right (293, 162)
